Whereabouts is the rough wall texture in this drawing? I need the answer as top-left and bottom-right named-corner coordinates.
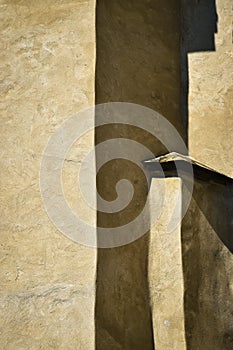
top-left (95, 1), bottom-right (233, 349)
top-left (187, 0), bottom-right (233, 177)
top-left (95, 1), bottom-right (182, 349)
top-left (149, 178), bottom-right (186, 350)
top-left (182, 181), bottom-right (233, 350)
top-left (182, 1), bottom-right (233, 349)
top-left (0, 1), bottom-right (96, 349)
top-left (1, 0), bottom-right (232, 349)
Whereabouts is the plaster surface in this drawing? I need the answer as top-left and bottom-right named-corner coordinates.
top-left (0, 1), bottom-right (96, 349)
top-left (181, 1), bottom-right (233, 348)
top-left (187, 0), bottom-right (233, 177)
top-left (1, 0), bottom-right (232, 349)
top-left (95, 1), bottom-right (182, 349)
top-left (149, 178), bottom-right (186, 350)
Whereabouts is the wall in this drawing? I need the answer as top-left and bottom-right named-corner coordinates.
top-left (184, 0), bottom-right (233, 176)
top-left (182, 180), bottom-right (233, 350)
top-left (182, 1), bottom-right (233, 348)
top-left (149, 178), bottom-right (186, 350)
top-left (95, 1), bottom-right (182, 349)
top-left (0, 1), bottom-right (96, 349)
top-left (1, 0), bottom-right (232, 349)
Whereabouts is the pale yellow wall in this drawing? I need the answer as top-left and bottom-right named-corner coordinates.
top-left (188, 0), bottom-right (233, 177)
top-left (183, 2), bottom-right (233, 346)
top-left (0, 1), bottom-right (96, 349)
top-left (1, 0), bottom-right (232, 349)
top-left (149, 178), bottom-right (186, 350)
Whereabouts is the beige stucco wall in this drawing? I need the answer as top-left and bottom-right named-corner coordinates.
top-left (149, 178), bottom-right (186, 350)
top-left (1, 0), bottom-right (232, 349)
top-left (0, 1), bottom-right (96, 349)
top-left (188, 0), bottom-right (233, 177)
top-left (183, 1), bottom-right (233, 348)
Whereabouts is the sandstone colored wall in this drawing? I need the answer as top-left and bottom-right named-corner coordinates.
top-left (0, 1), bottom-right (96, 349)
top-left (182, 1), bottom-right (233, 349)
top-left (1, 0), bottom-right (232, 349)
top-left (187, 0), bottom-right (233, 177)
top-left (149, 178), bottom-right (186, 350)
top-left (95, 1), bottom-right (233, 349)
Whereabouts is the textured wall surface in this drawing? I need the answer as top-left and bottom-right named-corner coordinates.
top-left (188, 0), bottom-right (233, 177)
top-left (182, 181), bottom-right (233, 350)
top-left (1, 0), bottom-right (232, 349)
top-left (0, 1), bottom-right (96, 349)
top-left (95, 1), bottom-right (182, 349)
top-left (149, 178), bottom-right (186, 350)
top-left (181, 1), bottom-right (233, 349)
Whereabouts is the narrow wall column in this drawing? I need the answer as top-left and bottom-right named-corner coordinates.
top-left (149, 178), bottom-right (186, 349)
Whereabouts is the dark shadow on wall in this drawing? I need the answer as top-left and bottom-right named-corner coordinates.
top-left (194, 181), bottom-right (233, 253)
top-left (182, 179), bottom-right (233, 349)
top-left (95, 0), bottom-right (182, 349)
top-left (179, 1), bottom-right (227, 348)
top-left (180, 0), bottom-right (218, 143)
top-left (95, 0), bottom-right (223, 349)
top-left (146, 161), bottom-right (233, 349)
